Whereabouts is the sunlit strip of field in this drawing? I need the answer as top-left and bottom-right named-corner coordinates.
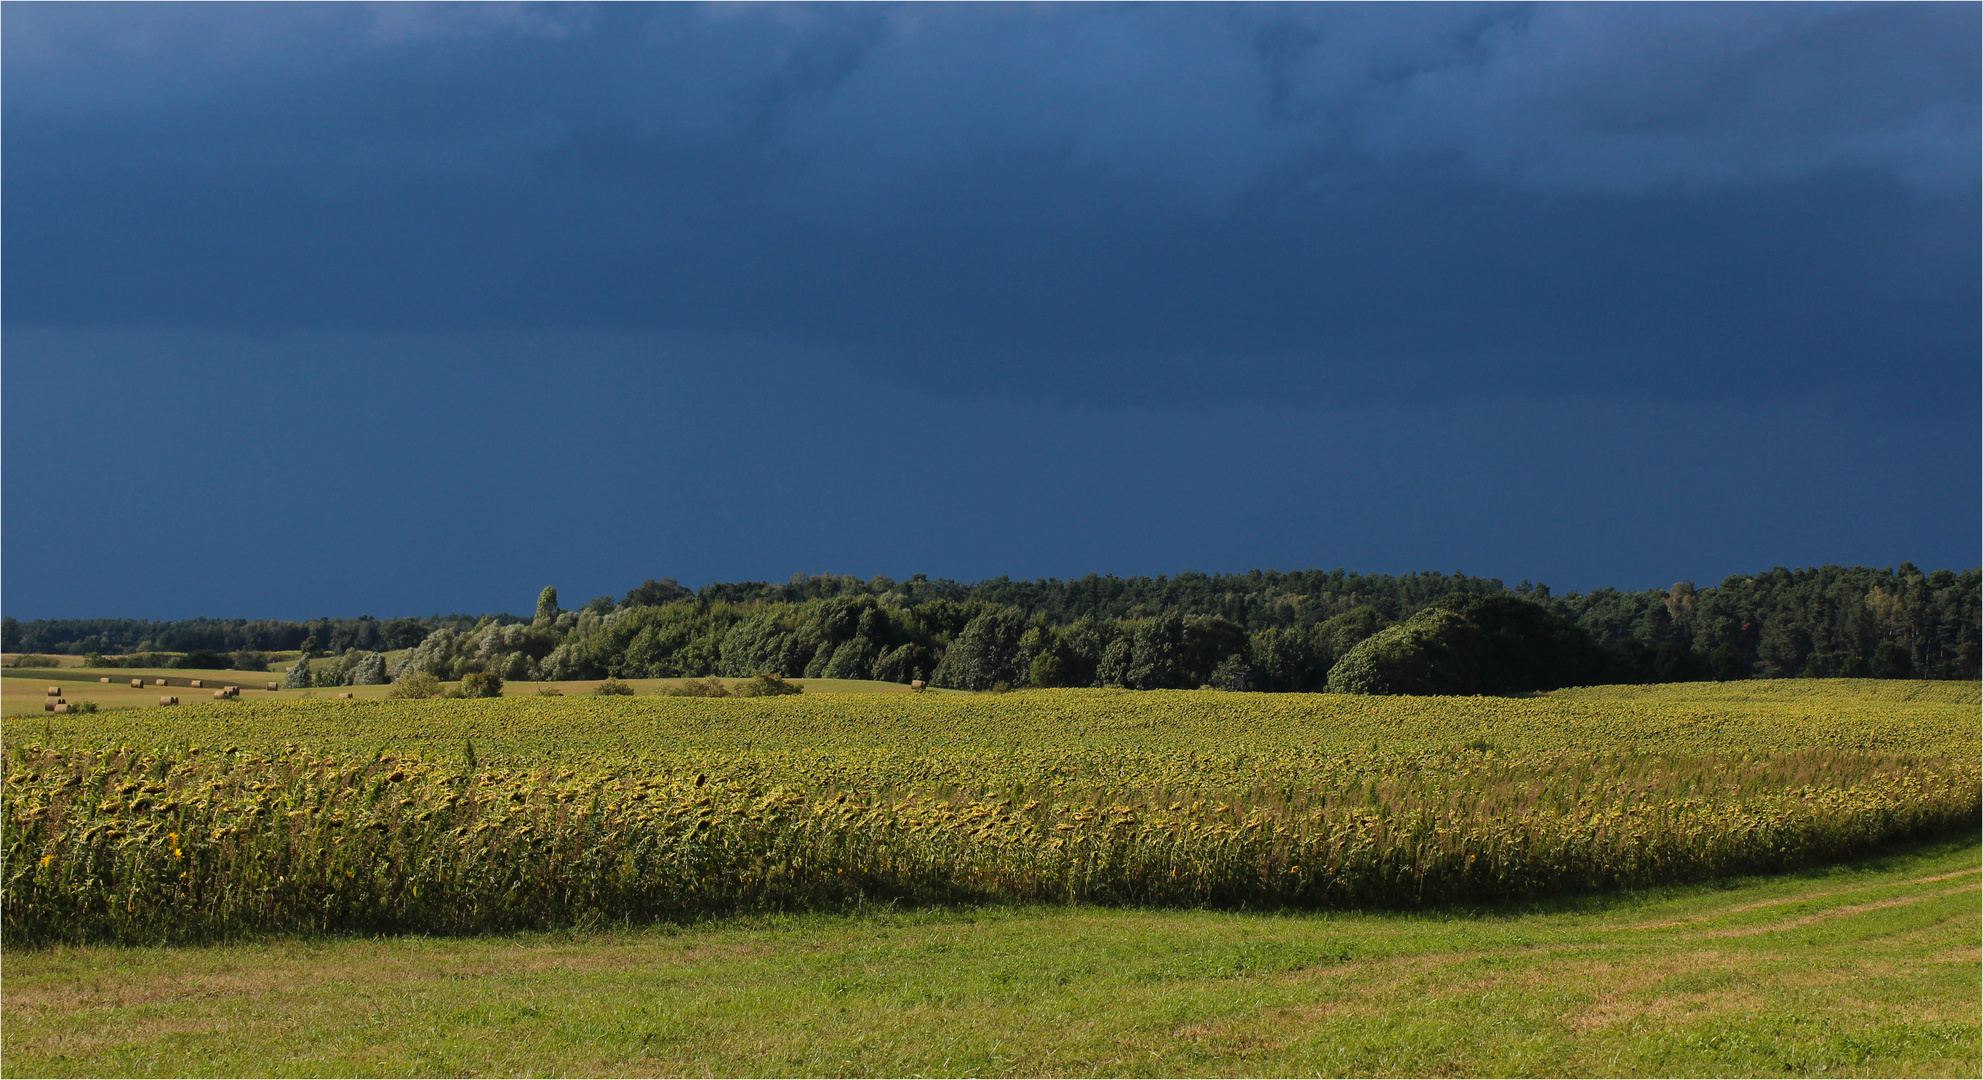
top-left (1, 669), bottom-right (946, 716)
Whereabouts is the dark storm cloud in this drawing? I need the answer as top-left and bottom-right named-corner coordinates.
top-left (6, 326), bottom-right (1973, 619)
top-left (3, 4), bottom-right (1977, 619)
top-left (5, 2), bottom-right (1976, 405)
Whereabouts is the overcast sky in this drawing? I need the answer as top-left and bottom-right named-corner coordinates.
top-left (5, 2), bottom-right (1977, 619)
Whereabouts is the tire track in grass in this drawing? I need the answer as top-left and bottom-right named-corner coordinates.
top-left (1628, 867), bottom-right (1981, 931)
top-left (1702, 883), bottom-right (1979, 938)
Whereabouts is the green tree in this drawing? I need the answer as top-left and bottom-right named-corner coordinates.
top-left (350, 652), bottom-right (389, 685)
top-left (1125, 615), bottom-right (1188, 690)
top-left (1326, 608), bottom-right (1480, 695)
top-left (1207, 653), bottom-right (1250, 691)
top-left (1095, 637), bottom-right (1132, 687)
top-left (930, 607), bottom-right (1028, 691)
top-left (1317, 607), bottom-right (1384, 660)
top-left (622, 578), bottom-right (690, 607)
top-left (872, 643), bottom-right (936, 684)
top-left (1053, 617), bottom-right (1119, 688)
top-left (1708, 644), bottom-right (1750, 681)
top-left (1028, 651), bottom-right (1067, 688)
top-left (1327, 597), bottom-right (1608, 696)
top-left (534, 587), bottom-right (559, 628)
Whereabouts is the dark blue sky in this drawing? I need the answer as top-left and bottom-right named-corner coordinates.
top-left (5, 2), bottom-right (1977, 619)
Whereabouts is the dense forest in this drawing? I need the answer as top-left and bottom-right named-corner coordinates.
top-left (5, 565), bottom-right (1976, 693)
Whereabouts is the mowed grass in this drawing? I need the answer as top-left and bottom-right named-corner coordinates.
top-left (1, 669), bottom-right (943, 717)
top-left (4, 833), bottom-right (1976, 1078)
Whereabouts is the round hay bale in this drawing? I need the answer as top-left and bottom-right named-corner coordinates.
top-left (131, 679), bottom-right (144, 688)
top-left (337, 691), bottom-right (354, 699)
top-left (45, 686), bottom-right (62, 696)
top-left (190, 679), bottom-right (202, 688)
top-left (266, 681), bottom-right (279, 691)
top-left (43, 701), bottom-right (54, 712)
top-left (100, 676), bottom-right (111, 683)
top-left (159, 695), bottom-right (177, 706)
top-left (910, 680), bottom-right (927, 690)
top-left (53, 703), bottom-right (70, 713)
top-left (214, 689), bottom-right (228, 699)
top-left (154, 679), bottom-right (166, 686)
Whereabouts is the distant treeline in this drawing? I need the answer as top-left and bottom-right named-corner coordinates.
top-left (1, 614), bottom-right (495, 658)
top-left (9, 565), bottom-right (1973, 693)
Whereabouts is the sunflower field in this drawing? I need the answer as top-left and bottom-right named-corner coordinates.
top-left (5, 680), bottom-right (1976, 944)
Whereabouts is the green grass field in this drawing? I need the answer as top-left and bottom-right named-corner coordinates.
top-left (4, 834), bottom-right (1976, 1077)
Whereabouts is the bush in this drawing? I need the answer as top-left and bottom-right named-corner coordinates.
top-left (731, 671), bottom-right (803, 698)
top-left (229, 650), bottom-right (270, 672)
top-left (172, 651), bottom-right (232, 671)
top-left (536, 685), bottom-right (564, 697)
top-left (1327, 596), bottom-right (1611, 696)
top-left (386, 671), bottom-right (442, 700)
top-left (116, 652), bottom-right (171, 670)
top-left (281, 658), bottom-right (312, 690)
top-left (454, 671), bottom-right (504, 698)
top-left (10, 655), bottom-right (61, 668)
top-left (593, 678), bottom-right (635, 696)
top-left (659, 678), bottom-right (731, 698)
